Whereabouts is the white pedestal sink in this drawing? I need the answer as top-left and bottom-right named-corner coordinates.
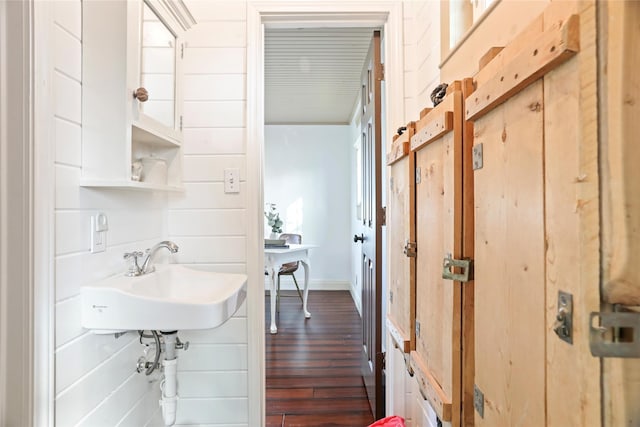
top-left (81, 264), bottom-right (247, 333)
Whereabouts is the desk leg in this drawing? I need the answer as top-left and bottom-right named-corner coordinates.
top-left (269, 267), bottom-right (278, 334)
top-left (300, 260), bottom-right (311, 319)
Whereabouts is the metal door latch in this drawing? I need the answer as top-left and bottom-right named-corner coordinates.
top-left (442, 254), bottom-right (473, 282)
top-left (404, 240), bottom-right (417, 258)
top-left (553, 291), bottom-right (573, 344)
top-left (590, 306), bottom-right (640, 358)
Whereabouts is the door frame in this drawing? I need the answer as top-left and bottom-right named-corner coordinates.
top-left (246, 2), bottom-right (403, 425)
top-left (1, 0), bottom-right (55, 424)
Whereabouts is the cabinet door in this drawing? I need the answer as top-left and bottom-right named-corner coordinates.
top-left (472, 80), bottom-right (546, 426)
top-left (387, 123), bottom-right (416, 353)
top-left (410, 82), bottom-right (470, 426)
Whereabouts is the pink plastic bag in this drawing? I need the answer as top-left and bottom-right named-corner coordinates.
top-left (368, 415), bottom-right (406, 427)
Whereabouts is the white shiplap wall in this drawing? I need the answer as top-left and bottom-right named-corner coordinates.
top-left (392, 1), bottom-right (442, 424)
top-left (52, 1), bottom-right (166, 426)
top-left (47, 0), bottom-right (447, 425)
top-left (167, 1), bottom-right (250, 425)
top-left (402, 1), bottom-right (442, 124)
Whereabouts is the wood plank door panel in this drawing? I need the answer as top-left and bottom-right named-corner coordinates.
top-left (387, 123), bottom-right (416, 353)
top-left (473, 80), bottom-right (546, 426)
top-left (415, 131), bottom-right (458, 398)
top-left (359, 30), bottom-right (384, 420)
top-left (410, 83), bottom-right (466, 425)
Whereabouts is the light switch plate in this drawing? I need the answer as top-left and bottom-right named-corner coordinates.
top-left (224, 168), bottom-right (240, 193)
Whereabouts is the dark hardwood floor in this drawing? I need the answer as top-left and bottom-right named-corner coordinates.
top-left (265, 290), bottom-right (375, 427)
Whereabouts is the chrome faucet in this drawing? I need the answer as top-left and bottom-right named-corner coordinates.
top-left (124, 241), bottom-right (179, 276)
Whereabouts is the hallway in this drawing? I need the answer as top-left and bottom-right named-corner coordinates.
top-left (265, 290), bottom-right (374, 426)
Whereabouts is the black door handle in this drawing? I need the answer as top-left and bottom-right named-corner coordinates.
top-left (353, 234), bottom-right (365, 243)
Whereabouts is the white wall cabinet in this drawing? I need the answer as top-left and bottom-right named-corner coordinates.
top-left (81, 0), bottom-right (191, 191)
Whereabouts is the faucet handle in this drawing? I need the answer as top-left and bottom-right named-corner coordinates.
top-left (124, 251), bottom-right (144, 260)
top-left (123, 251), bottom-right (144, 276)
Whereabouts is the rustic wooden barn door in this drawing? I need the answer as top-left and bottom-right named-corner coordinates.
top-left (356, 29), bottom-right (384, 420)
top-left (409, 81), bottom-right (474, 426)
top-left (386, 122), bottom-right (416, 355)
top-left (464, 3), bottom-right (602, 425)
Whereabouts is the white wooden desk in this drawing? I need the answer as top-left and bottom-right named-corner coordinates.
top-left (264, 244), bottom-right (315, 334)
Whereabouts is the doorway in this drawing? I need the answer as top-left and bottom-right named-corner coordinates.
top-left (245, 3), bottom-right (404, 426)
top-left (262, 25), bottom-right (379, 423)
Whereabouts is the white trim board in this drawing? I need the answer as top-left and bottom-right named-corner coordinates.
top-left (246, 2), bottom-right (404, 426)
top-left (1, 0), bottom-right (54, 424)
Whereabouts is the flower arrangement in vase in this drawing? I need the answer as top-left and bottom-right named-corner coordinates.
top-left (264, 203), bottom-right (283, 239)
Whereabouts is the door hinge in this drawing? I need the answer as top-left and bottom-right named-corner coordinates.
top-left (553, 291), bottom-right (573, 345)
top-left (180, 43), bottom-right (184, 59)
top-left (590, 306), bottom-right (640, 358)
top-left (179, 115), bottom-right (183, 131)
top-left (442, 254), bottom-right (474, 282)
top-left (403, 240), bottom-right (417, 258)
top-left (379, 63), bottom-right (385, 81)
top-left (415, 320), bottom-right (421, 338)
top-left (416, 167), bottom-right (422, 184)
top-left (473, 143), bottom-right (483, 170)
top-left (380, 206), bottom-right (386, 226)
top-left (474, 384), bottom-right (485, 418)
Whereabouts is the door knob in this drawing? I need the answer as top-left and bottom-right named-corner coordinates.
top-left (353, 234), bottom-right (365, 243)
top-left (133, 87), bottom-right (149, 102)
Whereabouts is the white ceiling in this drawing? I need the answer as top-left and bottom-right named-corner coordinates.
top-left (265, 27), bottom-right (376, 125)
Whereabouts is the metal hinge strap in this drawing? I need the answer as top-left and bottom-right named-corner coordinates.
top-left (442, 254), bottom-right (474, 282)
top-left (473, 143), bottom-right (483, 170)
top-left (404, 240), bottom-right (417, 258)
top-left (380, 206), bottom-right (386, 226)
top-left (474, 385), bottom-right (485, 418)
top-left (181, 43), bottom-right (184, 59)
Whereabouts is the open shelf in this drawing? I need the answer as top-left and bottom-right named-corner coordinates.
top-left (79, 179), bottom-right (184, 192)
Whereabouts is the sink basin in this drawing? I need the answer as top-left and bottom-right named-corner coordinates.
top-left (81, 264), bottom-right (247, 333)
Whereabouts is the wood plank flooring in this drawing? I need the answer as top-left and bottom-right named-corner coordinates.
top-left (265, 290), bottom-right (375, 427)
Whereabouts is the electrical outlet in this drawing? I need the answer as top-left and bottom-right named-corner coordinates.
top-left (90, 212), bottom-right (108, 253)
top-left (224, 168), bottom-right (240, 193)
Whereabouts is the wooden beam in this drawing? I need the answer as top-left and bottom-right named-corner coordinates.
top-left (410, 352), bottom-right (453, 422)
top-left (478, 47), bottom-right (504, 70)
top-left (410, 111), bottom-right (453, 152)
top-left (466, 14), bottom-right (580, 121)
top-left (386, 317), bottom-right (411, 354)
top-left (386, 122), bottom-right (414, 166)
top-left (419, 107), bottom-right (432, 119)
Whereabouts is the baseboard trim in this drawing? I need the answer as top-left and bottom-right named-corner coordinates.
top-left (350, 285), bottom-right (362, 316)
top-left (264, 278), bottom-right (351, 291)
